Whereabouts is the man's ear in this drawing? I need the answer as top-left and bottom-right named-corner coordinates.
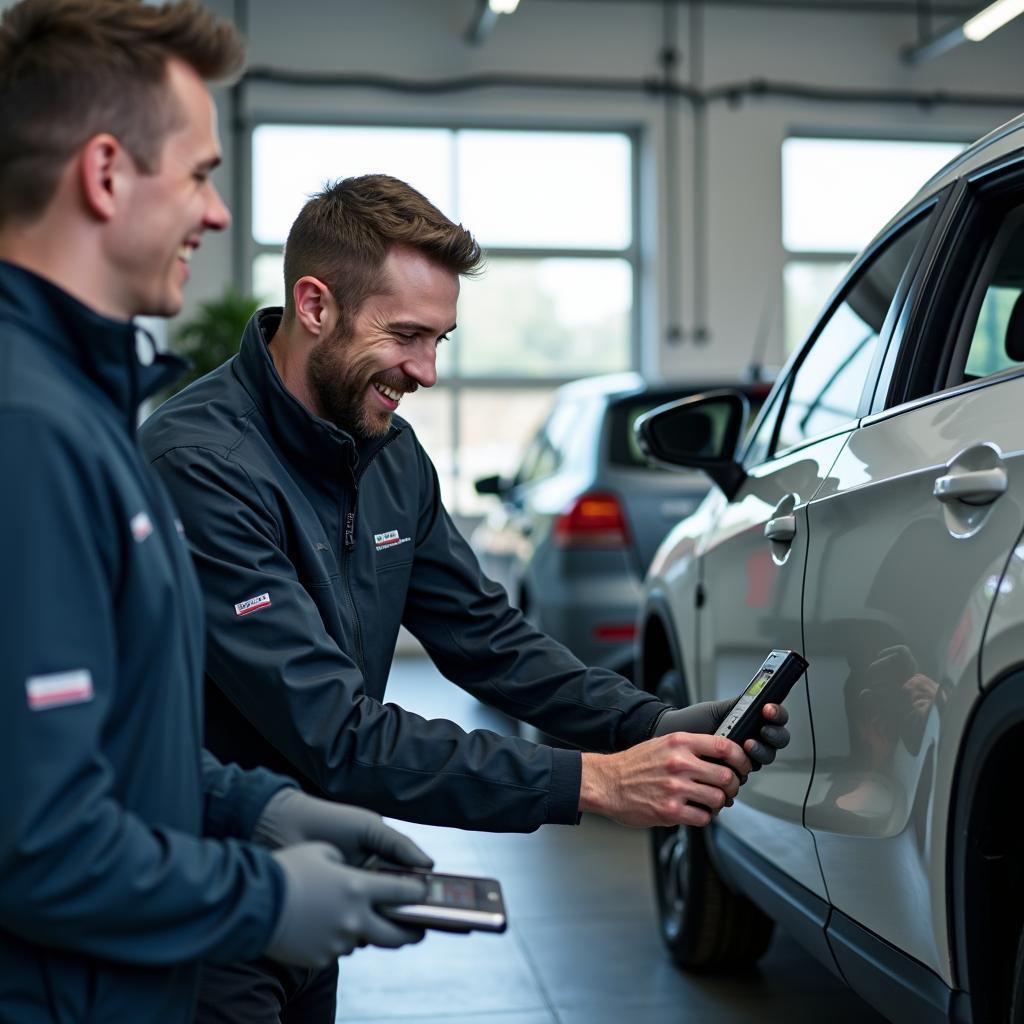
top-left (292, 276), bottom-right (339, 338)
top-left (78, 134), bottom-right (126, 222)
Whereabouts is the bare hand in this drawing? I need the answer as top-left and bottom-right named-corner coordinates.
top-left (578, 732), bottom-right (752, 828)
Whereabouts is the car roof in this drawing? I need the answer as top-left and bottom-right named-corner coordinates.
top-left (883, 113), bottom-right (1024, 233)
top-left (553, 372), bottom-right (771, 405)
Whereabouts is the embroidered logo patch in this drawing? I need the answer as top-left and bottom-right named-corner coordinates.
top-left (235, 592), bottom-right (271, 617)
top-left (26, 669), bottom-right (94, 711)
top-left (130, 512), bottom-right (153, 543)
top-left (374, 529), bottom-right (412, 553)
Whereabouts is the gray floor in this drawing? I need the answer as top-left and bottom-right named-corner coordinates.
top-left (336, 657), bottom-right (886, 1024)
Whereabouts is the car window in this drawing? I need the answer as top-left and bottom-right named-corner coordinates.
top-left (514, 398), bottom-right (586, 486)
top-left (607, 393), bottom-right (691, 468)
top-left (774, 215), bottom-right (930, 455)
top-left (516, 433), bottom-right (558, 485)
top-left (958, 211), bottom-right (1024, 383)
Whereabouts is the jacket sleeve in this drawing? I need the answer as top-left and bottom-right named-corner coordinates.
top-left (151, 444), bottom-right (582, 832)
top-left (402, 452), bottom-right (667, 752)
top-left (201, 749), bottom-right (295, 840)
top-left (0, 412), bottom-right (283, 966)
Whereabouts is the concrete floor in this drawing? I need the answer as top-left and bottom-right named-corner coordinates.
top-left (335, 657), bottom-right (887, 1024)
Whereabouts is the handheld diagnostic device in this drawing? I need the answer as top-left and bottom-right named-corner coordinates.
top-left (376, 868), bottom-right (507, 934)
top-left (714, 649), bottom-right (808, 747)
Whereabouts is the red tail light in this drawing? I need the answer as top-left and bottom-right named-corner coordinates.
top-left (592, 624), bottom-right (637, 642)
top-left (553, 492), bottom-right (629, 548)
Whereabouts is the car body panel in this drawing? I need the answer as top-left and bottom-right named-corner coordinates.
top-left (802, 375), bottom-right (1024, 980)
top-left (638, 111), bottom-right (1024, 1023)
top-left (697, 434), bottom-right (851, 899)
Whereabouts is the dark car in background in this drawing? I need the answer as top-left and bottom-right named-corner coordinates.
top-left (471, 373), bottom-right (769, 685)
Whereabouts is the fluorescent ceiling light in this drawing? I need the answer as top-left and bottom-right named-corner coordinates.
top-left (964, 0), bottom-right (1024, 42)
top-left (488, 0), bottom-right (520, 13)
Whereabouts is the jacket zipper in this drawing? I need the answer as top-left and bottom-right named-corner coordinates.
top-left (341, 428), bottom-right (402, 675)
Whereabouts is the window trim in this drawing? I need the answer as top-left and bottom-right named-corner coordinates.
top-left (752, 203), bottom-right (938, 466)
top-left (870, 154), bottom-right (1024, 424)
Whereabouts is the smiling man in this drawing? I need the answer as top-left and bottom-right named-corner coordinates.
top-left (0, 10), bottom-right (436, 1023)
top-left (140, 174), bottom-right (788, 1024)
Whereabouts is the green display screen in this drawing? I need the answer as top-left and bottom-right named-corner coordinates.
top-left (746, 670), bottom-right (771, 698)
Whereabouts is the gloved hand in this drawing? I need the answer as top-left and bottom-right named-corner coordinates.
top-left (653, 699), bottom-right (790, 769)
top-left (255, 788), bottom-right (433, 869)
top-left (265, 842), bottom-right (429, 966)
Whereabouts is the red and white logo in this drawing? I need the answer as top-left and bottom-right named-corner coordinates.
top-left (26, 669), bottom-right (94, 711)
top-left (234, 592), bottom-right (271, 617)
top-left (130, 511), bottom-right (153, 543)
top-left (374, 529), bottom-right (411, 553)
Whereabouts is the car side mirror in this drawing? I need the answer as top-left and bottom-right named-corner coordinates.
top-left (634, 390), bottom-right (749, 500)
top-left (474, 474), bottom-right (507, 496)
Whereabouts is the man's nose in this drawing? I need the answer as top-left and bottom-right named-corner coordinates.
top-left (203, 183), bottom-right (231, 232)
top-left (404, 342), bottom-right (438, 388)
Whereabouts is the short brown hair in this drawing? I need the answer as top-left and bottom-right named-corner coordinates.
top-left (0, 0), bottom-right (244, 224)
top-left (282, 174), bottom-right (483, 335)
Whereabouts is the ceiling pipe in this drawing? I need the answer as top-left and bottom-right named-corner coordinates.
top-left (903, 0), bottom-right (1024, 63)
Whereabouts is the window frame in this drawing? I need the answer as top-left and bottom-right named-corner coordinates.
top-left (781, 132), bottom-right (971, 356)
top-left (873, 155), bottom-right (1024, 422)
top-left (748, 202), bottom-right (938, 466)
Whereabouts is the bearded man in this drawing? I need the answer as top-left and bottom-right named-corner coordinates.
top-left (140, 173), bottom-right (788, 1024)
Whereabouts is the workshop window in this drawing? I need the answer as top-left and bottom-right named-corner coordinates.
top-left (782, 136), bottom-right (963, 352)
top-left (250, 124), bottom-right (636, 515)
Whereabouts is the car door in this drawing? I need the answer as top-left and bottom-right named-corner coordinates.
top-left (697, 207), bottom-right (938, 901)
top-left (802, 174), bottom-right (1024, 984)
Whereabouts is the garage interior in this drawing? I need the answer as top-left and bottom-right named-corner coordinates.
top-left (160, 1), bottom-right (1024, 1021)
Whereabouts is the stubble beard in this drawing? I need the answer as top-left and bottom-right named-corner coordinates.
top-left (307, 327), bottom-right (417, 439)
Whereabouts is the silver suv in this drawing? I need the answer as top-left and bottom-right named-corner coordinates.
top-left (635, 114), bottom-right (1024, 1024)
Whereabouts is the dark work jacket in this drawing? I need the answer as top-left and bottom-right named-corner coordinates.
top-left (0, 264), bottom-right (288, 1024)
top-left (141, 309), bottom-right (667, 832)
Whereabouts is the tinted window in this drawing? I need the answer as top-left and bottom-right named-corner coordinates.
top-left (514, 397), bottom-right (588, 485)
top-left (775, 216), bottom-right (930, 453)
top-left (607, 393), bottom-right (691, 468)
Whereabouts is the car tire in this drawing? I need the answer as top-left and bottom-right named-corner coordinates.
top-left (649, 669), bottom-right (775, 972)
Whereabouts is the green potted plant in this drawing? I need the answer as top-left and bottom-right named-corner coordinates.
top-left (165, 286), bottom-right (261, 398)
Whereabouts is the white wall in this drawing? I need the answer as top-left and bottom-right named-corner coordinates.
top-left (191, 0), bottom-right (1024, 380)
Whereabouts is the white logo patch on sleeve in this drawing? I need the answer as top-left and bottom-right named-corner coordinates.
top-left (26, 669), bottom-right (94, 711)
top-left (235, 592), bottom-right (271, 617)
top-left (130, 511), bottom-right (153, 542)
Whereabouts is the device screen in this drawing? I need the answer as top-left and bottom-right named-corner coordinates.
top-left (427, 876), bottom-right (479, 908)
top-left (745, 670), bottom-right (771, 698)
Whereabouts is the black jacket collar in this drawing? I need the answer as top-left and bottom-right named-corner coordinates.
top-left (235, 307), bottom-right (400, 478)
top-left (0, 260), bottom-right (185, 429)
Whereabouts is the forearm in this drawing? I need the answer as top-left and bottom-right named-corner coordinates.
top-left (578, 733), bottom-right (750, 828)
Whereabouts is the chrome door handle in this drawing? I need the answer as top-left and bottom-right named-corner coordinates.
top-left (764, 515), bottom-right (797, 543)
top-left (933, 467), bottom-right (1007, 506)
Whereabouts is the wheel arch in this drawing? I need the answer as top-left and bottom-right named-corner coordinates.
top-left (951, 664), bottom-right (1024, 1023)
top-left (637, 589), bottom-right (692, 704)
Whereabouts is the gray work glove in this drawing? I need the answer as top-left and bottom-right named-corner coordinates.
top-left (255, 788), bottom-right (433, 869)
top-left (653, 699), bottom-right (790, 768)
top-left (265, 842), bottom-right (428, 967)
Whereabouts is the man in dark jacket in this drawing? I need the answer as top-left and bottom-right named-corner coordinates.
top-left (142, 174), bottom-right (789, 1023)
top-left (0, 6), bottom-right (434, 1023)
